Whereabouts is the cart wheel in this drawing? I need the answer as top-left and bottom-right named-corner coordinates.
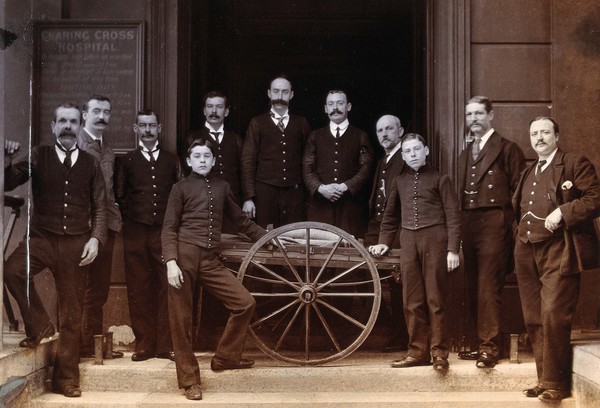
top-left (238, 222), bottom-right (381, 365)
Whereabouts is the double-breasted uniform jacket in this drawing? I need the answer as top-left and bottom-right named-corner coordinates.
top-left (241, 112), bottom-right (311, 201)
top-left (457, 131), bottom-right (525, 225)
top-left (77, 129), bottom-right (122, 232)
top-left (188, 128), bottom-right (243, 203)
top-left (513, 149), bottom-right (600, 274)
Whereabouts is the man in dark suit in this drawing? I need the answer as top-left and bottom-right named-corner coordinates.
top-left (188, 91), bottom-right (244, 233)
top-left (76, 94), bottom-right (123, 358)
top-left (363, 115), bottom-right (408, 352)
top-left (115, 110), bottom-right (181, 362)
top-left (303, 89), bottom-right (374, 238)
top-left (514, 117), bottom-right (600, 401)
top-left (457, 95), bottom-right (525, 368)
top-left (241, 75), bottom-right (312, 228)
top-left (4, 103), bottom-right (107, 398)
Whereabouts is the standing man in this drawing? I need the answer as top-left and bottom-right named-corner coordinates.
top-left (241, 75), bottom-right (312, 228)
top-left (4, 103), bottom-right (107, 397)
top-left (115, 110), bottom-right (181, 362)
top-left (76, 94), bottom-right (123, 358)
top-left (457, 95), bottom-right (525, 368)
top-left (514, 117), bottom-right (600, 401)
top-left (188, 91), bottom-right (243, 233)
top-left (363, 115), bottom-right (408, 352)
top-left (303, 89), bottom-right (374, 238)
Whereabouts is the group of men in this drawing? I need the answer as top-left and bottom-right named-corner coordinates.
top-left (3, 76), bottom-right (599, 402)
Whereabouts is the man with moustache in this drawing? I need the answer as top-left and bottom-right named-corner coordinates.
top-left (457, 95), bottom-right (525, 368)
top-left (241, 75), bottom-right (312, 228)
top-left (514, 117), bottom-right (600, 401)
top-left (115, 110), bottom-right (181, 362)
top-left (303, 89), bottom-right (374, 238)
top-left (76, 94), bottom-right (123, 358)
top-left (4, 103), bottom-right (107, 397)
top-left (188, 91), bottom-right (243, 233)
top-left (363, 115), bottom-right (408, 352)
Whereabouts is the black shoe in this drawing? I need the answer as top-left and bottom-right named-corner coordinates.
top-left (184, 384), bottom-right (202, 400)
top-left (476, 351), bottom-right (497, 368)
top-left (131, 350), bottom-right (155, 362)
top-left (538, 389), bottom-right (569, 401)
top-left (391, 356), bottom-right (431, 368)
top-left (523, 385), bottom-right (545, 398)
top-left (457, 350), bottom-right (479, 360)
top-left (156, 351), bottom-right (175, 361)
top-left (19, 325), bottom-right (55, 348)
top-left (210, 358), bottom-right (254, 371)
top-left (54, 385), bottom-right (82, 398)
top-left (432, 356), bottom-right (449, 371)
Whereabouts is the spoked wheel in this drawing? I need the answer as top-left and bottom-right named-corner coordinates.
top-left (238, 222), bottom-right (381, 365)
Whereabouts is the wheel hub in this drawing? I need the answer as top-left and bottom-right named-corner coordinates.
top-left (299, 285), bottom-right (317, 304)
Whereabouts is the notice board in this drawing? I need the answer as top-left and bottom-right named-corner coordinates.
top-left (33, 21), bottom-right (143, 153)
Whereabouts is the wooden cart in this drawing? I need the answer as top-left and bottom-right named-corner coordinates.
top-left (219, 221), bottom-right (401, 366)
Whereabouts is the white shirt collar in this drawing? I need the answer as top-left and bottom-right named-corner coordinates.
top-left (84, 127), bottom-right (102, 143)
top-left (385, 142), bottom-right (402, 162)
top-left (55, 143), bottom-right (79, 165)
top-left (204, 122), bottom-right (225, 134)
top-left (539, 148), bottom-right (558, 173)
top-left (476, 128), bottom-right (495, 149)
top-left (329, 119), bottom-right (350, 137)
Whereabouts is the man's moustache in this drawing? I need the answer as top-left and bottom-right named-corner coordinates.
top-left (59, 130), bottom-right (76, 137)
top-left (329, 110), bottom-right (342, 116)
top-left (271, 99), bottom-right (289, 106)
top-left (95, 119), bottom-right (108, 125)
top-left (209, 114), bottom-right (220, 119)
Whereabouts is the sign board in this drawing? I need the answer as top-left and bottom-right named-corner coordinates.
top-left (33, 21), bottom-right (143, 153)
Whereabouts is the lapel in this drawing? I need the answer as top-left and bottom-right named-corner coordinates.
top-left (474, 132), bottom-right (503, 183)
top-left (548, 149), bottom-right (565, 207)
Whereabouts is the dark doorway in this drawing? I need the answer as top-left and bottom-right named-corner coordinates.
top-left (188, 0), bottom-right (426, 152)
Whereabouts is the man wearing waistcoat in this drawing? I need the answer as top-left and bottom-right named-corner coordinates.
top-left (76, 94), bottom-right (123, 358)
top-left (4, 103), bottom-right (107, 398)
top-left (188, 91), bottom-right (243, 234)
top-left (303, 89), bottom-right (374, 238)
top-left (363, 115), bottom-right (408, 352)
top-left (457, 96), bottom-right (525, 367)
top-left (115, 110), bottom-right (181, 362)
top-left (241, 75), bottom-right (312, 228)
top-left (514, 117), bottom-right (600, 401)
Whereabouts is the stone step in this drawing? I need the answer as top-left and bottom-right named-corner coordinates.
top-left (77, 351), bottom-right (539, 394)
top-left (31, 391), bottom-right (577, 407)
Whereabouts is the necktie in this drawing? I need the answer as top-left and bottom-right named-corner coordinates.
top-left (277, 117), bottom-right (285, 133)
top-left (335, 127), bottom-right (340, 138)
top-left (271, 112), bottom-right (286, 132)
top-left (56, 143), bottom-right (74, 168)
top-left (210, 131), bottom-right (221, 143)
top-left (472, 136), bottom-right (482, 161)
top-left (94, 138), bottom-right (102, 149)
top-left (536, 160), bottom-right (547, 176)
top-left (140, 146), bottom-right (158, 163)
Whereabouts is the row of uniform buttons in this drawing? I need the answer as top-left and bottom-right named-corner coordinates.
top-left (281, 136), bottom-right (288, 182)
top-left (206, 177), bottom-right (214, 248)
top-left (150, 163), bottom-right (159, 219)
top-left (413, 172), bottom-right (420, 228)
top-left (332, 139), bottom-right (340, 182)
top-left (63, 179), bottom-right (71, 231)
top-left (467, 165), bottom-right (497, 205)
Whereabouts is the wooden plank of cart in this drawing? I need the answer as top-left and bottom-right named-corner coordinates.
top-left (218, 221), bottom-right (401, 366)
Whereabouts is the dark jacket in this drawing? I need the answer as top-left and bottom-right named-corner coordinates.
top-left (241, 113), bottom-right (311, 200)
top-left (115, 148), bottom-right (182, 226)
top-left (513, 150), bottom-right (600, 274)
top-left (162, 172), bottom-right (266, 262)
top-left (5, 145), bottom-right (108, 244)
top-left (457, 131), bottom-right (525, 225)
